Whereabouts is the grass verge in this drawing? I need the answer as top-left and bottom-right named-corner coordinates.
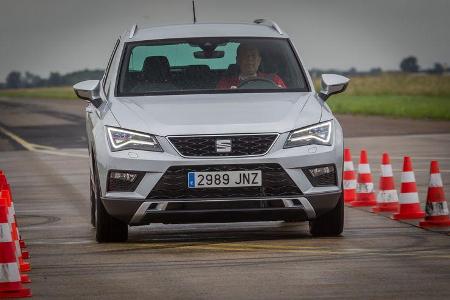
top-left (328, 95), bottom-right (450, 120)
top-left (0, 87), bottom-right (76, 99)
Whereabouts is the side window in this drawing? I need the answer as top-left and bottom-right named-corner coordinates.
top-left (103, 39), bottom-right (121, 95)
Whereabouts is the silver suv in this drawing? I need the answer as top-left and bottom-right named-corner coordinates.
top-left (74, 20), bottom-right (349, 242)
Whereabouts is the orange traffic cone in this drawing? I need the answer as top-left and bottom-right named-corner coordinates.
top-left (0, 205), bottom-right (32, 298)
top-left (0, 191), bottom-right (30, 273)
top-left (1, 187), bottom-right (29, 260)
top-left (350, 150), bottom-right (377, 207)
top-left (343, 148), bottom-right (356, 203)
top-left (419, 161), bottom-right (450, 228)
top-left (372, 153), bottom-right (399, 213)
top-left (392, 156), bottom-right (425, 220)
top-left (1, 188), bottom-right (28, 252)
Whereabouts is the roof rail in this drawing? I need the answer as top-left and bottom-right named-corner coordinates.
top-left (129, 24), bottom-right (138, 39)
top-left (253, 19), bottom-right (283, 35)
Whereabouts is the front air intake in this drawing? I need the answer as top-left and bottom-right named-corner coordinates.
top-left (107, 170), bottom-right (145, 192)
top-left (303, 164), bottom-right (337, 187)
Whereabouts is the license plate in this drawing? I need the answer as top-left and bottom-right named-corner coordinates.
top-left (188, 170), bottom-right (262, 188)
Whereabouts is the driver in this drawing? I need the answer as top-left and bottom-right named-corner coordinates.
top-left (217, 43), bottom-right (287, 89)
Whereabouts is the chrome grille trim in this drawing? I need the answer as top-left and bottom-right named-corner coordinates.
top-left (166, 133), bottom-right (279, 158)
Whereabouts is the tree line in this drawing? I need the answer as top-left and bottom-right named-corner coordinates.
top-left (1, 69), bottom-right (104, 89)
top-left (311, 57), bottom-right (448, 78)
top-left (399, 56), bottom-right (447, 74)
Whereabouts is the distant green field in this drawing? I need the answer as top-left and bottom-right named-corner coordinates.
top-left (0, 87), bottom-right (76, 99)
top-left (324, 73), bottom-right (450, 97)
top-left (317, 73), bottom-right (450, 120)
top-left (1, 73), bottom-right (449, 120)
top-left (327, 95), bottom-right (450, 120)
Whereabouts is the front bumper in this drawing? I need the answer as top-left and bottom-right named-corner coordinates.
top-left (94, 120), bottom-right (344, 225)
top-left (102, 191), bottom-right (341, 225)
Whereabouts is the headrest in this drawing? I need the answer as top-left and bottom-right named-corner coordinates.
top-left (141, 56), bottom-right (171, 82)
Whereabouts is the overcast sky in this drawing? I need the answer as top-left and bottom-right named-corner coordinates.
top-left (0, 0), bottom-right (449, 81)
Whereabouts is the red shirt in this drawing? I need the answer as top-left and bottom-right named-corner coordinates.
top-left (217, 72), bottom-right (287, 89)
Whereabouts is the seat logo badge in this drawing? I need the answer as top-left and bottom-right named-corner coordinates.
top-left (216, 139), bottom-right (232, 153)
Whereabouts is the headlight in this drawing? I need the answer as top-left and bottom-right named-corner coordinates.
top-left (284, 121), bottom-right (332, 148)
top-left (106, 127), bottom-right (162, 152)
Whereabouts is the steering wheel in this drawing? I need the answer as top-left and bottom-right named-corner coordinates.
top-left (237, 77), bottom-right (280, 89)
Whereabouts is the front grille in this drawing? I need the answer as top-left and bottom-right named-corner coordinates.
top-left (147, 164), bottom-right (302, 199)
top-left (168, 134), bottom-right (278, 157)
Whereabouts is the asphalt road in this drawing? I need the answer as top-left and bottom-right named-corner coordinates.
top-left (0, 97), bottom-right (449, 299)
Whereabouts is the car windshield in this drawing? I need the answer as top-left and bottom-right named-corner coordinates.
top-left (117, 37), bottom-right (309, 96)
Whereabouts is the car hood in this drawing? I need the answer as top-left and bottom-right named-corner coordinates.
top-left (109, 92), bottom-right (321, 136)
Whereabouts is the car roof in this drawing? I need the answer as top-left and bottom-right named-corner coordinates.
top-left (123, 22), bottom-right (289, 42)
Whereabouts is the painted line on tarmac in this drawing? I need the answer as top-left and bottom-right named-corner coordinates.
top-left (0, 125), bottom-right (54, 151)
top-left (138, 244), bottom-right (346, 254)
top-left (179, 245), bottom-right (343, 254)
top-left (29, 239), bottom-right (94, 245)
top-left (121, 242), bottom-right (358, 255)
top-left (24, 239), bottom-right (450, 258)
top-left (0, 125), bottom-right (88, 158)
top-left (27, 148), bottom-right (88, 158)
top-left (171, 244), bottom-right (450, 258)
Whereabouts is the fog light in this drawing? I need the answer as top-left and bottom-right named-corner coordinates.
top-left (303, 165), bottom-right (336, 187)
top-left (110, 171), bottom-right (138, 182)
top-left (308, 165), bottom-right (334, 177)
top-left (107, 170), bottom-right (144, 192)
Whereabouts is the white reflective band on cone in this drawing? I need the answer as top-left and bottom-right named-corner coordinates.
top-left (344, 161), bottom-right (354, 171)
top-left (358, 164), bottom-right (371, 174)
top-left (377, 190), bottom-right (398, 203)
top-left (429, 174), bottom-right (443, 187)
top-left (426, 201), bottom-right (449, 216)
top-left (14, 240), bottom-right (20, 258)
top-left (344, 179), bottom-right (357, 189)
top-left (399, 192), bottom-right (419, 204)
top-left (0, 223), bottom-right (12, 242)
top-left (356, 182), bottom-right (374, 193)
top-left (8, 206), bottom-right (15, 216)
top-left (0, 262), bottom-right (21, 283)
top-left (7, 208), bottom-right (14, 224)
top-left (381, 165), bottom-right (393, 177)
top-left (401, 171), bottom-right (416, 183)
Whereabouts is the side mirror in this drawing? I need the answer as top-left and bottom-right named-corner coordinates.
top-left (319, 74), bottom-right (350, 101)
top-left (73, 80), bottom-right (102, 108)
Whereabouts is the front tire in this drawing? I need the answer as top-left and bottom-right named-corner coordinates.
top-left (91, 164), bottom-right (128, 243)
top-left (309, 191), bottom-right (344, 236)
top-left (95, 192), bottom-right (128, 243)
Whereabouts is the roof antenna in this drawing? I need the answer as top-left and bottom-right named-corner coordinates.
top-left (192, 1), bottom-right (197, 23)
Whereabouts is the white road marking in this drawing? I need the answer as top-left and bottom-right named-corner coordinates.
top-left (0, 125), bottom-right (88, 158)
top-left (29, 240), bottom-right (94, 245)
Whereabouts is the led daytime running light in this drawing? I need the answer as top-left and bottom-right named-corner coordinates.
top-left (107, 127), bottom-right (156, 149)
top-left (289, 121), bottom-right (331, 143)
